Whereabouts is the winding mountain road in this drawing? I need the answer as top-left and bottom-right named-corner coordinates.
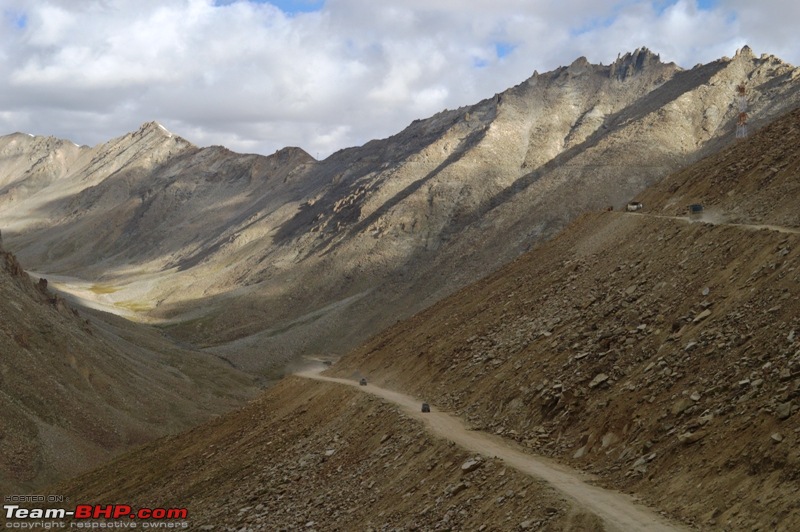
top-left (627, 211), bottom-right (800, 234)
top-left (297, 368), bottom-right (688, 532)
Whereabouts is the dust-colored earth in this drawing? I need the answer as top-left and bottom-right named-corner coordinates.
top-left (299, 368), bottom-right (685, 531)
top-left (53, 376), bottom-right (611, 531)
top-left (329, 107), bottom-right (800, 530)
top-left (0, 245), bottom-right (257, 492)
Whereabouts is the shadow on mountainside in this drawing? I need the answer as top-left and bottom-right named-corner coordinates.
top-left (5, 146), bottom-right (317, 274)
top-left (313, 123), bottom-right (494, 258)
top-left (269, 100), bottom-right (497, 252)
top-left (446, 60), bottom-right (731, 235)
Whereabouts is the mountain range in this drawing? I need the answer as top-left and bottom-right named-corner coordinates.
top-left (3, 46), bottom-right (799, 378)
top-left (2, 46), bottom-right (800, 503)
top-left (53, 90), bottom-right (800, 531)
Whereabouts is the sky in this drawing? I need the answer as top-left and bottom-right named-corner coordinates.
top-left (0, 0), bottom-right (798, 159)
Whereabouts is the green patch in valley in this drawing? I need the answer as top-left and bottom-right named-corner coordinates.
top-left (90, 284), bottom-right (120, 294)
top-left (116, 301), bottom-right (152, 312)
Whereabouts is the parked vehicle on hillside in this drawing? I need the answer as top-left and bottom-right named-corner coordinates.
top-left (626, 201), bottom-right (643, 212)
top-left (688, 203), bottom-right (704, 216)
top-left (421, 403), bottom-right (430, 413)
top-left (359, 378), bottom-right (367, 386)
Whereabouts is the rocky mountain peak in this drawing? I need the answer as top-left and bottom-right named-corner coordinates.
top-left (735, 44), bottom-right (755, 60)
top-left (138, 120), bottom-right (174, 137)
top-left (609, 46), bottom-right (665, 80)
top-left (120, 120), bottom-right (195, 155)
top-left (272, 146), bottom-right (316, 164)
top-left (568, 56), bottom-right (590, 68)
top-left (566, 56), bottom-right (591, 75)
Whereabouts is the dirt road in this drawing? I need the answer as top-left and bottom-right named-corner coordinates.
top-left (297, 369), bottom-right (688, 532)
top-left (627, 212), bottom-right (800, 234)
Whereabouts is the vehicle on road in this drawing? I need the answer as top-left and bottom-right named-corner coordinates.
top-left (359, 378), bottom-right (367, 386)
top-left (626, 201), bottom-right (643, 212)
top-left (688, 203), bottom-right (704, 216)
top-left (421, 403), bottom-right (430, 413)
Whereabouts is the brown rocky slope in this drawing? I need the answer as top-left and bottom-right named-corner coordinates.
top-left (332, 107), bottom-right (800, 530)
top-left (54, 377), bottom-right (607, 531)
top-left (0, 240), bottom-right (257, 492)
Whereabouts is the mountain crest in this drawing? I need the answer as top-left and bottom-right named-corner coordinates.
top-left (566, 56), bottom-right (591, 75)
top-left (272, 146), bottom-right (316, 164)
top-left (609, 46), bottom-right (664, 80)
top-left (137, 120), bottom-right (174, 138)
top-left (734, 44), bottom-right (755, 60)
top-left (121, 120), bottom-right (194, 153)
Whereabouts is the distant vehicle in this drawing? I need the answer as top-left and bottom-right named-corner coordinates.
top-left (626, 202), bottom-right (643, 212)
top-left (359, 378), bottom-right (367, 386)
top-left (323, 360), bottom-right (333, 366)
top-left (421, 403), bottom-right (430, 413)
top-left (688, 204), bottom-right (704, 216)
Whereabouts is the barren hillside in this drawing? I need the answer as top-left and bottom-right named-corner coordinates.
top-left (639, 106), bottom-right (800, 227)
top-left (332, 107), bottom-right (800, 530)
top-left (0, 241), bottom-right (257, 492)
top-left (49, 87), bottom-right (800, 532)
top-left (55, 377), bottom-right (612, 531)
top-left (2, 47), bottom-right (799, 376)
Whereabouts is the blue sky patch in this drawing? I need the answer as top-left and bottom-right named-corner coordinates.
top-left (570, 15), bottom-right (615, 37)
top-left (696, 0), bottom-right (717, 10)
top-left (2, 10), bottom-right (27, 29)
top-left (471, 42), bottom-right (515, 68)
top-left (566, 1), bottom-right (727, 49)
top-left (495, 42), bottom-right (515, 59)
top-left (214, 0), bottom-right (325, 15)
top-left (653, 0), bottom-right (717, 15)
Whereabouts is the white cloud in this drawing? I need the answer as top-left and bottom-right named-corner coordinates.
top-left (0, 0), bottom-right (797, 158)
